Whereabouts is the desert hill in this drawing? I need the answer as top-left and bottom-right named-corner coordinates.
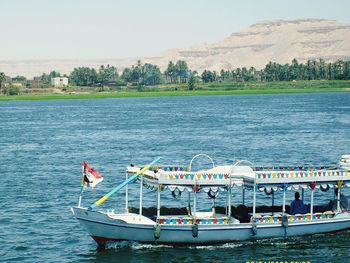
top-left (1, 19), bottom-right (350, 77)
top-left (145, 19), bottom-right (350, 72)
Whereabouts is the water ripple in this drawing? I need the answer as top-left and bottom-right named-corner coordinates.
top-left (1, 93), bottom-right (350, 262)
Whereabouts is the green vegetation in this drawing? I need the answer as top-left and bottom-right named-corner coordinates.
top-left (218, 59), bottom-right (350, 82)
top-left (1, 58), bottom-right (350, 100)
top-left (66, 59), bottom-right (350, 88)
top-left (11, 75), bottom-right (27, 82)
top-left (202, 70), bottom-right (217, 82)
top-left (0, 80), bottom-right (349, 101)
top-left (187, 74), bottom-right (196, 90)
top-left (0, 72), bottom-right (5, 94)
top-left (66, 58), bottom-right (350, 89)
top-left (164, 60), bottom-right (190, 83)
top-left (97, 64), bottom-right (119, 85)
top-left (3, 86), bottom-right (20, 96)
top-left (70, 67), bottom-right (98, 86)
top-left (121, 60), bottom-right (163, 86)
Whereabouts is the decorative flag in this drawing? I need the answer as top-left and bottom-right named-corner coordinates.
top-left (82, 161), bottom-right (103, 189)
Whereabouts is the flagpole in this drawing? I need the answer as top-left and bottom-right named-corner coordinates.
top-left (78, 184), bottom-right (84, 207)
top-left (78, 168), bottom-right (85, 207)
top-left (88, 157), bottom-right (161, 210)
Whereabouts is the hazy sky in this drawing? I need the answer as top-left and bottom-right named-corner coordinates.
top-left (1, 0), bottom-right (349, 60)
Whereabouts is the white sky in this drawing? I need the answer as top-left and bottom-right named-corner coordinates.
top-left (1, 0), bottom-right (349, 60)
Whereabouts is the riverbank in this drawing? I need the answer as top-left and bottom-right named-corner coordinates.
top-left (1, 80), bottom-right (349, 101)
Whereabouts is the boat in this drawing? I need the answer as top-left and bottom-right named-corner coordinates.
top-left (71, 154), bottom-right (350, 246)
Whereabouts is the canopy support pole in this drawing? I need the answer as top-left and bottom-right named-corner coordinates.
top-left (188, 191), bottom-right (191, 215)
top-left (337, 188), bottom-right (341, 212)
top-left (311, 189), bottom-right (314, 216)
top-left (157, 185), bottom-right (161, 218)
top-left (253, 183), bottom-right (256, 217)
top-left (225, 189), bottom-right (228, 215)
top-left (125, 172), bottom-right (129, 213)
top-left (228, 185), bottom-right (232, 217)
top-left (212, 197), bottom-right (216, 215)
top-left (242, 188), bottom-right (245, 205)
top-left (302, 188), bottom-right (304, 201)
top-left (271, 191), bottom-right (274, 216)
top-left (282, 184), bottom-right (286, 215)
top-left (139, 174), bottom-right (143, 215)
top-left (193, 190), bottom-right (197, 220)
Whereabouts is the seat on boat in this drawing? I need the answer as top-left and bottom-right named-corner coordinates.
top-left (192, 211), bottom-right (213, 218)
top-left (324, 210), bottom-right (334, 215)
top-left (190, 211), bottom-right (234, 222)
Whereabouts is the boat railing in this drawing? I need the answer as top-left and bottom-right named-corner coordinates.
top-left (157, 215), bottom-right (229, 225)
top-left (189, 153), bottom-right (215, 171)
top-left (252, 211), bottom-right (335, 224)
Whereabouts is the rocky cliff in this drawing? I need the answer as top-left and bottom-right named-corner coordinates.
top-left (145, 19), bottom-right (350, 72)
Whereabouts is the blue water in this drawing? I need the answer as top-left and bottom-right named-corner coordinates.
top-left (1, 93), bottom-right (350, 262)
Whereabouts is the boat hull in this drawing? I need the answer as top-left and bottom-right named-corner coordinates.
top-left (72, 207), bottom-right (350, 245)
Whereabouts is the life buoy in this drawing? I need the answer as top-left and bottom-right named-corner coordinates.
top-left (193, 185), bottom-right (200, 193)
top-left (208, 189), bottom-right (219, 199)
top-left (192, 223), bottom-right (198, 237)
top-left (320, 184), bottom-right (330, 192)
top-left (310, 182), bottom-right (316, 190)
top-left (172, 188), bottom-right (182, 199)
top-left (154, 224), bottom-right (161, 239)
top-left (264, 188), bottom-right (274, 195)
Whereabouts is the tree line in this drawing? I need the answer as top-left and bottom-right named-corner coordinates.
top-left (67, 59), bottom-right (350, 87)
top-left (1, 59), bottom-right (350, 92)
top-left (64, 60), bottom-right (193, 87)
top-left (213, 59), bottom-right (350, 83)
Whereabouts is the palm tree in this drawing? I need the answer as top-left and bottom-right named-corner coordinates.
top-left (0, 72), bottom-right (6, 95)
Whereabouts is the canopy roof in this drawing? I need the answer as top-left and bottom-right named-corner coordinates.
top-left (254, 168), bottom-right (349, 184)
top-left (126, 163), bottom-right (350, 192)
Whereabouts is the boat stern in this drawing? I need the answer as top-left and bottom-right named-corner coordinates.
top-left (71, 206), bottom-right (157, 245)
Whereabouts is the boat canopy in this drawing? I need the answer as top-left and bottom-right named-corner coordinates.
top-left (253, 167), bottom-right (350, 192)
top-left (126, 165), bottom-right (250, 192)
top-left (126, 164), bottom-right (350, 193)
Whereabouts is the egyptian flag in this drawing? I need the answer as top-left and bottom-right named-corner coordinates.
top-left (82, 161), bottom-right (103, 189)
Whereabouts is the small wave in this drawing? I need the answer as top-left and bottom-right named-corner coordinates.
top-left (193, 242), bottom-right (245, 250)
top-left (15, 245), bottom-right (29, 251)
top-left (104, 241), bottom-right (172, 250)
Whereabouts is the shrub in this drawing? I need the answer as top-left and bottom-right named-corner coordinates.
top-left (4, 86), bottom-right (20, 95)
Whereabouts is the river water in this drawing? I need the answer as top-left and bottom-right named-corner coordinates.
top-left (1, 93), bottom-right (350, 262)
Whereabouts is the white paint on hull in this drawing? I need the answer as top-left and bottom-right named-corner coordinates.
top-left (72, 207), bottom-right (350, 245)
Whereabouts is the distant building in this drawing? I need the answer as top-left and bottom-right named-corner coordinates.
top-left (3, 76), bottom-right (26, 88)
top-left (27, 78), bottom-right (47, 89)
top-left (10, 82), bottom-right (25, 88)
top-left (51, 77), bottom-right (68, 87)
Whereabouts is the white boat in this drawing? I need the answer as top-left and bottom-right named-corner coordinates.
top-left (71, 154), bottom-right (350, 246)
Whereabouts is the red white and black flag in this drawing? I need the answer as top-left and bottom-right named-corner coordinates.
top-left (82, 161), bottom-right (103, 188)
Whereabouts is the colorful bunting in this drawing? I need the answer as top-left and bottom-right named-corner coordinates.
top-left (158, 217), bottom-right (228, 225)
top-left (255, 212), bottom-right (333, 224)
